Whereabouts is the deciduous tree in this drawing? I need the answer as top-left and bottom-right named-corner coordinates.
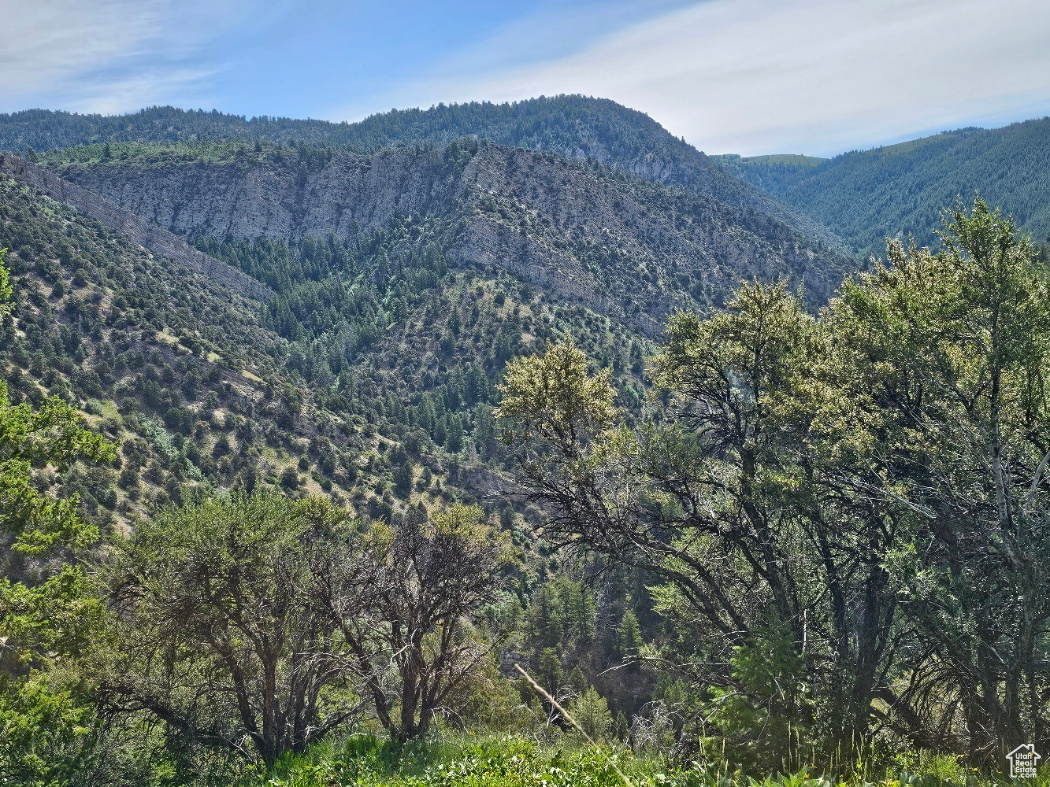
top-left (99, 493), bottom-right (362, 767)
top-left (321, 504), bottom-right (509, 740)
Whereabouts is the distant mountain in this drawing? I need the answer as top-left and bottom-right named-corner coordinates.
top-left (723, 118), bottom-right (1050, 258)
top-left (0, 97), bottom-right (846, 253)
top-left (713, 154), bottom-right (826, 194)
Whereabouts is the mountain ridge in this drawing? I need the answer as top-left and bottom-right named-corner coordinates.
top-left (724, 117), bottom-right (1050, 257)
top-left (46, 139), bottom-right (849, 335)
top-left (0, 97), bottom-right (848, 254)
top-left (0, 153), bottom-right (273, 302)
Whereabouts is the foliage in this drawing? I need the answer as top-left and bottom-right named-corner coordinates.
top-left (714, 154), bottom-right (826, 193)
top-left (99, 494), bottom-right (512, 768)
top-left (729, 119), bottom-right (1050, 257)
top-left (825, 199), bottom-right (1050, 760)
top-left (0, 245), bottom-right (115, 556)
top-left (569, 686), bottom-right (615, 742)
top-left (99, 492), bottom-right (362, 767)
top-left (497, 337), bottom-right (617, 450)
top-left (497, 199), bottom-right (1050, 765)
top-left (0, 380), bottom-right (114, 556)
top-left (164, 730), bottom-right (1036, 786)
top-left (0, 671), bottom-right (97, 787)
top-left (238, 733), bottom-right (670, 787)
top-left (0, 247), bottom-right (10, 316)
top-left (6, 90), bottom-right (1050, 781)
top-left (0, 246), bottom-right (116, 783)
top-left (707, 626), bottom-right (812, 771)
top-left (324, 504), bottom-right (510, 741)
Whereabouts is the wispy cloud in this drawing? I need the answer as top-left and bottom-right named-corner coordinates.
top-left (322, 0), bottom-right (694, 121)
top-left (60, 68), bottom-right (222, 116)
top-left (0, 1), bottom-right (165, 94)
top-left (0, 0), bottom-right (254, 114)
top-left (4, 0), bottom-right (1048, 154)
top-left (371, 0), bottom-right (1050, 155)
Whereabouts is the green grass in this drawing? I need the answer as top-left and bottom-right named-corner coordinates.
top-left (210, 733), bottom-right (1049, 787)
top-left (232, 733), bottom-right (680, 787)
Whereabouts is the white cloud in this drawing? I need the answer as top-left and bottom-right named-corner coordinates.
top-left (0, 0), bottom-right (254, 114)
top-left (371, 0), bottom-right (1050, 155)
top-left (0, 0), bottom-right (165, 95)
top-left (61, 68), bottom-right (221, 116)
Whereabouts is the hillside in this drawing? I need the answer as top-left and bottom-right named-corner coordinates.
top-left (0, 169), bottom-right (373, 530)
top-left (44, 139), bottom-right (849, 333)
top-left (0, 97), bottom-right (846, 252)
top-left (0, 142), bottom-right (687, 742)
top-left (725, 117), bottom-right (1050, 257)
top-left (713, 153), bottom-right (826, 194)
top-left (5, 138), bottom-right (740, 534)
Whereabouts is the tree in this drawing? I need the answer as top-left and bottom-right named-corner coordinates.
top-left (321, 504), bottom-right (509, 740)
top-left (99, 493), bottom-right (363, 767)
top-left (0, 248), bottom-right (117, 782)
top-left (497, 301), bottom-right (819, 649)
top-left (0, 249), bottom-right (11, 314)
top-left (496, 337), bottom-right (616, 454)
top-left (497, 199), bottom-right (1050, 764)
top-left (495, 290), bottom-right (895, 762)
top-left (826, 198), bottom-right (1050, 760)
top-left (617, 609), bottom-right (643, 663)
top-left (567, 686), bottom-right (613, 741)
top-left (392, 459), bottom-right (414, 497)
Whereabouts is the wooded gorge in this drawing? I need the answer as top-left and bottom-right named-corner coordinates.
top-left (1, 98), bottom-right (1049, 786)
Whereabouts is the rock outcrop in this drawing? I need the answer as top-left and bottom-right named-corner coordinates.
top-left (0, 153), bottom-right (273, 302)
top-left (51, 142), bottom-right (849, 332)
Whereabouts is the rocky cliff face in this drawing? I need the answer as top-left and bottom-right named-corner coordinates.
top-left (52, 142), bottom-right (848, 333)
top-left (0, 98), bottom-right (848, 254)
top-left (50, 147), bottom-right (463, 242)
top-left (0, 153), bottom-right (273, 302)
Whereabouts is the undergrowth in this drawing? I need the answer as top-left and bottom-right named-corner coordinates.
top-left (208, 733), bottom-right (1048, 787)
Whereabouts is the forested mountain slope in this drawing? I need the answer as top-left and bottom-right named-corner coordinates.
top-left (1, 138), bottom-right (698, 725)
top-left (714, 153), bottom-right (826, 193)
top-left (0, 141), bottom-right (693, 536)
top-left (0, 97), bottom-right (846, 252)
top-left (0, 170), bottom-right (344, 528)
top-left (46, 139), bottom-right (849, 334)
top-left (0, 131), bottom-right (848, 557)
top-left (0, 167), bottom-right (515, 529)
top-left (0, 162), bottom-right (671, 769)
top-left (723, 117), bottom-right (1050, 257)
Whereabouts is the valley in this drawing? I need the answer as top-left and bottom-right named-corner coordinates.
top-left (1, 94), bottom-right (1049, 786)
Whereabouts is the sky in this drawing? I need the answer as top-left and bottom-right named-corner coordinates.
top-left (2, 0), bottom-right (1050, 157)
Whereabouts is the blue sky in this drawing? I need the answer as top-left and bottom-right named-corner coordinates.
top-left (3, 0), bottom-right (1050, 156)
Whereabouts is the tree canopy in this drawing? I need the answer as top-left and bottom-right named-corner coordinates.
top-left (497, 198), bottom-right (1050, 765)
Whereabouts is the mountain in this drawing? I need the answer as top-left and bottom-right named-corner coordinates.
top-left (713, 154), bottom-right (826, 194)
top-left (0, 97), bottom-right (846, 252)
top-left (43, 139), bottom-right (849, 333)
top-left (720, 118), bottom-right (1050, 258)
top-left (1, 150), bottom-right (678, 740)
top-left (0, 164), bottom-right (347, 528)
top-left (0, 151), bottom-right (608, 533)
top-left (0, 126), bottom-right (848, 538)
